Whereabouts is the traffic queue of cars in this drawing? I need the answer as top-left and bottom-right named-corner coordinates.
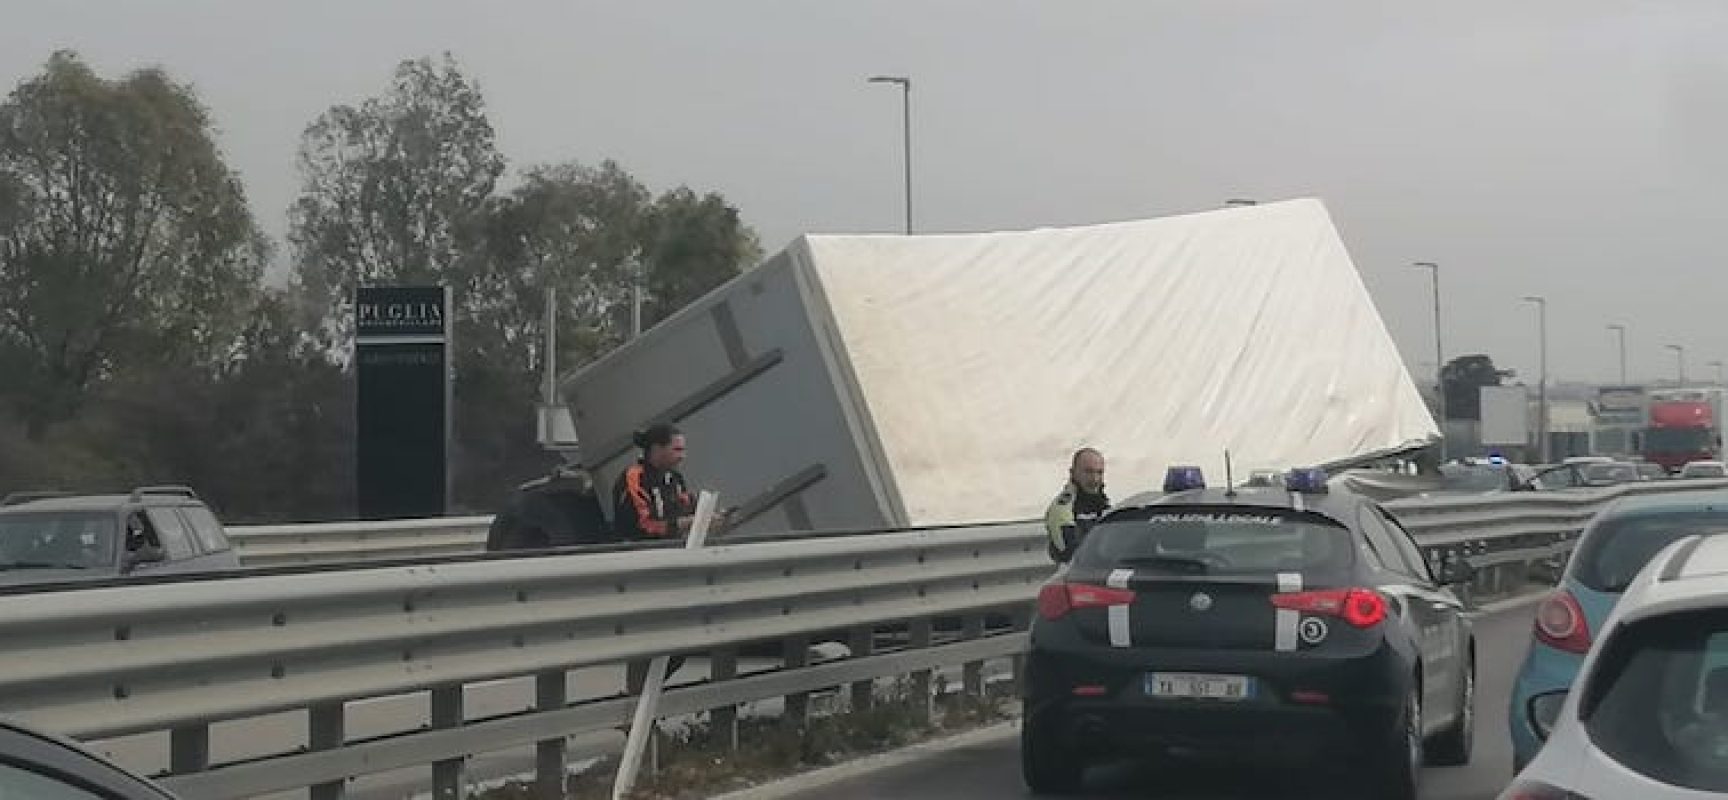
top-left (1022, 462), bottom-right (1728, 799)
top-left (6, 465), bottom-right (1728, 798)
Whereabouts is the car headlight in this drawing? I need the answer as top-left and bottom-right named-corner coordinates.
top-left (1529, 691), bottom-right (1568, 741)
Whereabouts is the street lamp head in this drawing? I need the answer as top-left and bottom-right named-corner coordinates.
top-left (868, 75), bottom-right (909, 87)
top-left (1608, 323), bottom-right (1625, 331)
top-left (1521, 295), bottom-right (1545, 304)
top-left (1412, 261), bottom-right (1438, 270)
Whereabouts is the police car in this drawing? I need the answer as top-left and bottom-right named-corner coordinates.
top-left (1021, 466), bottom-right (1477, 798)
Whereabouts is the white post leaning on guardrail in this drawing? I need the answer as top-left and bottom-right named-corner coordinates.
top-left (612, 490), bottom-right (719, 800)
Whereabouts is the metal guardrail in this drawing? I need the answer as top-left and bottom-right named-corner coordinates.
top-left (11, 479), bottom-right (1728, 798)
top-left (226, 477), bottom-right (1728, 569)
top-left (1387, 477), bottom-right (1728, 597)
top-left (0, 521), bottom-right (1048, 799)
top-left (226, 516), bottom-right (493, 566)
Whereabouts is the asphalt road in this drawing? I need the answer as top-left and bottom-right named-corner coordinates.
top-left (775, 603), bottom-right (1537, 800)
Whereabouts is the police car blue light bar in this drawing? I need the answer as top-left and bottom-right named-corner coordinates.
top-left (1284, 467), bottom-right (1330, 494)
top-left (1164, 466), bottom-right (1206, 492)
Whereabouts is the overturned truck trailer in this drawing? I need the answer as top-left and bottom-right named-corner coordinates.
top-left (562, 198), bottom-right (1438, 536)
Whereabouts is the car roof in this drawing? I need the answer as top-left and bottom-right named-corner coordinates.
top-left (0, 492), bottom-right (201, 514)
top-left (1596, 489), bottom-right (1728, 520)
top-left (1108, 485), bottom-right (1364, 523)
top-left (1614, 533), bottom-right (1728, 622)
top-left (0, 716), bottom-right (176, 798)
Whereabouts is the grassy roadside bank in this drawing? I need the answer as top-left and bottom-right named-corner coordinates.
top-left (476, 678), bottom-right (1016, 800)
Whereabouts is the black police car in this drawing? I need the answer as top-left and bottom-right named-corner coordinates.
top-left (1022, 466), bottom-right (1477, 798)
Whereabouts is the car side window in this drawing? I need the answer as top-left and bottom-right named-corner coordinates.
top-left (142, 508), bottom-right (197, 559)
top-left (1357, 506), bottom-right (1425, 581)
top-left (1376, 508), bottom-right (1438, 583)
top-left (179, 507), bottom-right (230, 553)
top-left (0, 760), bottom-right (108, 799)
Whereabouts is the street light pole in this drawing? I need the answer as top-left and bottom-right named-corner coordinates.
top-left (868, 75), bottom-right (913, 235)
top-left (1668, 344), bottom-right (1687, 386)
top-left (1710, 360), bottom-right (1725, 386)
top-left (1607, 324), bottom-right (1627, 385)
top-left (1523, 296), bottom-right (1549, 463)
top-left (1413, 262), bottom-right (1446, 460)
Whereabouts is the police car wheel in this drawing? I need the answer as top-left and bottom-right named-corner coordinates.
top-left (1020, 711), bottom-right (1082, 795)
top-left (1367, 687), bottom-right (1423, 800)
top-left (1426, 660), bottom-right (1474, 767)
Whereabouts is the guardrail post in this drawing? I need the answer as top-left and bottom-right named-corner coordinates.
top-left (849, 625), bottom-right (876, 711)
top-left (536, 670), bottom-right (568, 797)
top-left (711, 647), bottom-right (739, 751)
top-left (963, 614), bottom-right (986, 698)
top-left (626, 659), bottom-right (648, 695)
top-left (1009, 608), bottom-right (1032, 695)
top-left (430, 686), bottom-right (465, 800)
top-left (169, 724), bottom-right (209, 776)
top-left (783, 634), bottom-right (811, 727)
top-left (309, 703), bottom-right (346, 800)
top-left (910, 618), bottom-right (934, 723)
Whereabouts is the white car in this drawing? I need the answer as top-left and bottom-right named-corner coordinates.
top-left (1680, 461), bottom-right (1728, 479)
top-left (1500, 532), bottom-right (1728, 799)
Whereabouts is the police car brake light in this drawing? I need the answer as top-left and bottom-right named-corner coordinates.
top-left (1284, 467), bottom-right (1330, 494)
top-left (1038, 583), bottom-right (1136, 620)
top-left (1271, 588), bottom-right (1386, 628)
top-left (1163, 466), bottom-right (1206, 492)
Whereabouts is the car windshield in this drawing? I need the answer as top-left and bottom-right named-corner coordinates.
top-left (1574, 512), bottom-right (1728, 592)
top-left (1073, 508), bottom-right (1355, 576)
top-left (1582, 608), bottom-right (1728, 792)
top-left (0, 512), bottom-right (117, 570)
top-left (1438, 465), bottom-right (1507, 493)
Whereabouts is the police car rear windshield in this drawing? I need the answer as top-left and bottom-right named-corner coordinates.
top-left (1072, 508), bottom-right (1355, 576)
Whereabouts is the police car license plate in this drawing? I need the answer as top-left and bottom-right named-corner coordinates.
top-left (1145, 672), bottom-right (1255, 701)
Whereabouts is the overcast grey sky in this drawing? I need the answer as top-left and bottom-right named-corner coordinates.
top-left (5, 1), bottom-right (1728, 387)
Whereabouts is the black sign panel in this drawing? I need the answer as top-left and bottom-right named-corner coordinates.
top-left (355, 286), bottom-right (450, 519)
top-left (357, 286), bottom-right (448, 339)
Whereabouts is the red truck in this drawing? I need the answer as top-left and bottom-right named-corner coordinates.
top-left (1642, 399), bottom-right (1720, 471)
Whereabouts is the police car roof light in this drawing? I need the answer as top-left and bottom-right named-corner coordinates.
top-left (1164, 466), bottom-right (1206, 492)
top-left (1285, 467), bottom-right (1330, 494)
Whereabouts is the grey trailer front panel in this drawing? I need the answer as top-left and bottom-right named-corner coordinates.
top-left (563, 251), bottom-right (896, 536)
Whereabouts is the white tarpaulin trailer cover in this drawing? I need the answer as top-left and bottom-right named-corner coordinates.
top-left (801, 198), bottom-right (1436, 525)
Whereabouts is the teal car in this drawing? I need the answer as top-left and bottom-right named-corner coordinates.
top-left (1507, 490), bottom-right (1728, 772)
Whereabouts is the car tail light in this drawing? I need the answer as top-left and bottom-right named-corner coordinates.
top-left (1534, 590), bottom-right (1592, 654)
top-left (1270, 588), bottom-right (1387, 628)
top-left (1496, 780), bottom-right (1592, 800)
top-left (1037, 583), bottom-right (1136, 620)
